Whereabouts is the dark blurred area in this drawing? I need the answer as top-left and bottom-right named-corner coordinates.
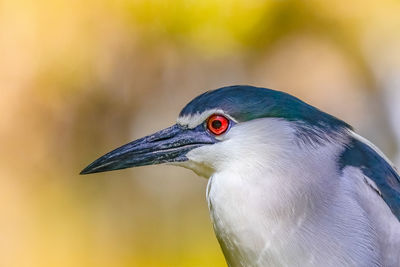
top-left (1, 0), bottom-right (400, 266)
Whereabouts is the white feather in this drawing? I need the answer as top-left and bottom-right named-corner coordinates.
top-left (177, 109), bottom-right (238, 129)
top-left (177, 118), bottom-right (400, 266)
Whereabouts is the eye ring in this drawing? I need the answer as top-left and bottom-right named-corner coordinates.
top-left (207, 114), bottom-right (230, 135)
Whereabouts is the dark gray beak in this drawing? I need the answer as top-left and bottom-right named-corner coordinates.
top-left (80, 124), bottom-right (215, 174)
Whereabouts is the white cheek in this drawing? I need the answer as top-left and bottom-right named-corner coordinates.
top-left (186, 144), bottom-right (220, 167)
top-left (175, 146), bottom-right (219, 178)
top-left (185, 118), bottom-right (296, 173)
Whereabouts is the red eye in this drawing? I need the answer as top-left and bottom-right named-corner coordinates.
top-left (207, 114), bottom-right (229, 135)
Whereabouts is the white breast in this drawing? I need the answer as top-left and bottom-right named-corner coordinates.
top-left (206, 162), bottom-right (391, 267)
top-left (184, 118), bottom-right (400, 266)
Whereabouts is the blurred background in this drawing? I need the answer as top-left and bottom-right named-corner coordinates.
top-left (1, 0), bottom-right (400, 266)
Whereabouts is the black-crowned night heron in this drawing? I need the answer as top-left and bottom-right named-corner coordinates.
top-left (81, 85), bottom-right (400, 266)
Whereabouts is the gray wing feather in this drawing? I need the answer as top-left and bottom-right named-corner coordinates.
top-left (339, 136), bottom-right (400, 221)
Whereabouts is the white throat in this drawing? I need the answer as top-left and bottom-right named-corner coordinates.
top-left (179, 118), bottom-right (380, 266)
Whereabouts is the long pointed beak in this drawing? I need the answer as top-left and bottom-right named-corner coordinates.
top-left (80, 124), bottom-right (214, 174)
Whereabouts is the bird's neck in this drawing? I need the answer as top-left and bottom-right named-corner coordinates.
top-left (206, 141), bottom-right (346, 266)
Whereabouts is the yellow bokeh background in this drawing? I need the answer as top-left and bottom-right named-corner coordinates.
top-left (1, 0), bottom-right (400, 266)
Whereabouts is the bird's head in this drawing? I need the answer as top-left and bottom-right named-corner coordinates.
top-left (80, 85), bottom-right (350, 177)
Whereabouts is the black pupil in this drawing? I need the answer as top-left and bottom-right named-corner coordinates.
top-left (212, 119), bottom-right (222, 129)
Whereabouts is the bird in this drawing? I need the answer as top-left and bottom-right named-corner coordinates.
top-left (81, 85), bottom-right (400, 267)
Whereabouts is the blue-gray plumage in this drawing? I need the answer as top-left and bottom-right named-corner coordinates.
top-left (81, 85), bottom-right (400, 266)
top-left (340, 138), bottom-right (400, 220)
top-left (180, 85), bottom-right (351, 130)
